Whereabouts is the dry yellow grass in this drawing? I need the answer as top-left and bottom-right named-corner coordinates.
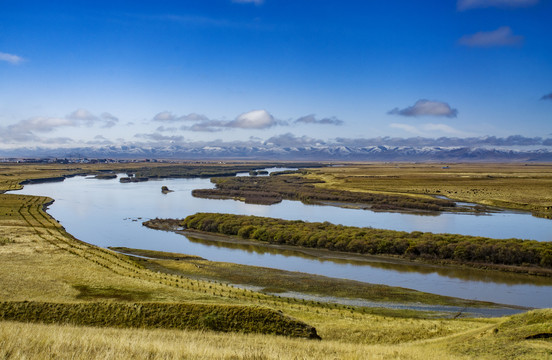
top-left (305, 163), bottom-right (552, 216)
top-left (0, 320), bottom-right (484, 360)
top-left (2, 314), bottom-right (549, 360)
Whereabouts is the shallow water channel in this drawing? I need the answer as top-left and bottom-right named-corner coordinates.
top-left (13, 171), bottom-right (552, 308)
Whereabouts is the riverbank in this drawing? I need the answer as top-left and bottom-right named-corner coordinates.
top-left (144, 216), bottom-right (552, 277)
top-left (110, 246), bottom-right (526, 318)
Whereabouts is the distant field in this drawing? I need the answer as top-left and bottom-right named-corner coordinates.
top-left (1, 162), bottom-right (551, 359)
top-left (303, 163), bottom-right (552, 218)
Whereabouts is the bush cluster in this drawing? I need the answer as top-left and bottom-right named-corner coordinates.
top-left (182, 213), bottom-right (552, 268)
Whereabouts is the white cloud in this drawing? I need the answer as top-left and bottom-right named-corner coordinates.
top-left (388, 100), bottom-right (458, 118)
top-left (423, 123), bottom-right (466, 136)
top-left (153, 111), bottom-right (209, 122)
top-left (0, 117), bottom-right (73, 144)
top-left (41, 137), bottom-right (74, 145)
top-left (264, 133), bottom-right (325, 147)
top-left (66, 109), bottom-right (120, 128)
top-left (459, 26), bottom-right (523, 47)
top-left (457, 0), bottom-right (538, 11)
top-left (135, 133), bottom-right (184, 142)
top-left (155, 110), bottom-right (346, 132)
top-left (67, 109), bottom-right (100, 126)
top-left (153, 111), bottom-right (176, 122)
top-left (228, 109), bottom-right (276, 129)
top-left (86, 135), bottom-right (114, 146)
top-left (186, 120), bottom-right (226, 132)
top-left (294, 114), bottom-right (344, 126)
top-left (0, 51), bottom-right (24, 65)
top-left (156, 126), bottom-right (178, 132)
top-left (232, 0), bottom-right (264, 5)
top-left (390, 123), bottom-right (424, 135)
top-left (101, 112), bottom-right (119, 122)
top-left (1, 109), bottom-right (119, 144)
top-left (9, 117), bottom-right (74, 133)
top-left (182, 109), bottom-right (280, 132)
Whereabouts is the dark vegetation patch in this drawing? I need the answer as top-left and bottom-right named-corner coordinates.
top-left (109, 247), bottom-right (205, 261)
top-left (161, 185), bottom-right (173, 194)
top-left (174, 213), bottom-right (552, 271)
top-left (142, 218), bottom-right (182, 231)
top-left (192, 175), bottom-right (456, 212)
top-left (72, 285), bottom-right (152, 302)
top-left (19, 176), bottom-right (66, 185)
top-left (94, 173), bottom-right (117, 180)
top-left (118, 163), bottom-right (320, 182)
top-left (0, 301), bottom-right (320, 339)
top-left (0, 237), bottom-right (13, 246)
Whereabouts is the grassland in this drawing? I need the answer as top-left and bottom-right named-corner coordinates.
top-left (1, 162), bottom-right (551, 359)
top-left (303, 163), bottom-right (552, 219)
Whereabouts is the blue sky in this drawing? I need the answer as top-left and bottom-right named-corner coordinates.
top-left (1, 0), bottom-right (551, 149)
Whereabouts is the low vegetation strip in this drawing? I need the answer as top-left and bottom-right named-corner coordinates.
top-left (0, 301), bottom-right (320, 339)
top-left (177, 213), bottom-right (552, 271)
top-left (122, 163), bottom-right (320, 180)
top-left (192, 175), bottom-right (456, 212)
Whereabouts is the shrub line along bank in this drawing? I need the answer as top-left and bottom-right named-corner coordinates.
top-left (172, 213), bottom-right (552, 271)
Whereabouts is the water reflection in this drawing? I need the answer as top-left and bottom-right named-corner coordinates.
top-left (185, 235), bottom-right (552, 287)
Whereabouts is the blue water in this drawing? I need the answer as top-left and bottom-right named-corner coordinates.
top-left (12, 174), bottom-right (552, 308)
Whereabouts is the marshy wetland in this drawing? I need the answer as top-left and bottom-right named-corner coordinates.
top-left (2, 162), bottom-right (552, 359)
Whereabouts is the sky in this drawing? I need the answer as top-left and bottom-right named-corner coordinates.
top-left (1, 0), bottom-right (551, 149)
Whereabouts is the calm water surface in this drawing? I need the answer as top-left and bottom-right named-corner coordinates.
top-left (13, 173), bottom-right (552, 308)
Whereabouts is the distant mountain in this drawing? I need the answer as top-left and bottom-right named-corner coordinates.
top-left (2, 144), bottom-right (552, 162)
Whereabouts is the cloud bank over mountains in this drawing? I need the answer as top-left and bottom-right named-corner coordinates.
top-left (2, 133), bottom-right (552, 162)
top-left (150, 110), bottom-right (344, 133)
top-left (388, 100), bottom-right (458, 118)
top-left (0, 109), bottom-right (119, 144)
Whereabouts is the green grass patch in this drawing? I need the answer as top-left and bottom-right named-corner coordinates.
top-left (0, 301), bottom-right (321, 339)
top-left (448, 309), bottom-right (552, 358)
top-left (109, 246), bottom-right (205, 261)
top-left (72, 285), bottom-right (153, 302)
top-left (0, 236), bottom-right (13, 246)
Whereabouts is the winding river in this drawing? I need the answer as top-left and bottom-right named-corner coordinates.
top-left (12, 171), bottom-right (552, 308)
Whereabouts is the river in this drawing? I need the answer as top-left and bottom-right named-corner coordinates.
top-left (12, 171), bottom-right (552, 308)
